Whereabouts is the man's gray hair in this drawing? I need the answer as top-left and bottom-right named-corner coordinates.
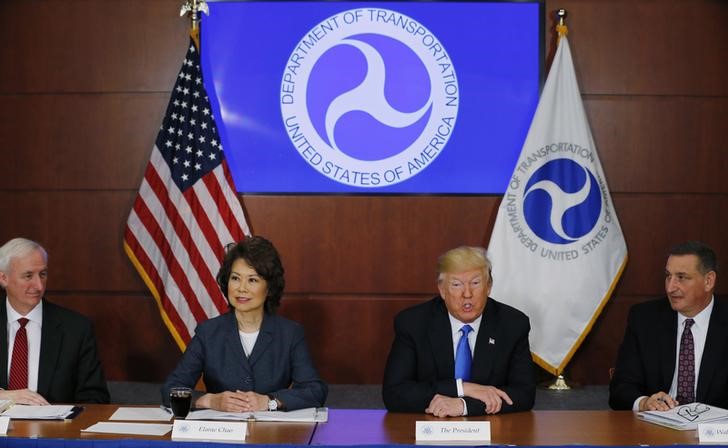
top-left (0, 238), bottom-right (48, 272)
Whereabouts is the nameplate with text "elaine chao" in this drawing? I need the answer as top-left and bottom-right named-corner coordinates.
top-left (415, 421), bottom-right (490, 442)
top-left (172, 419), bottom-right (246, 442)
top-left (699, 423), bottom-right (728, 443)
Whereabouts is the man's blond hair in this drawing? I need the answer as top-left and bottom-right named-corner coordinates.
top-left (437, 246), bottom-right (492, 284)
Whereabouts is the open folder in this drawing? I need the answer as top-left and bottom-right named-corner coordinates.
top-left (638, 403), bottom-right (728, 430)
top-left (1, 404), bottom-right (83, 420)
top-left (185, 407), bottom-right (328, 422)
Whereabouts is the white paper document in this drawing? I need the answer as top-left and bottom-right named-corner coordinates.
top-left (1, 405), bottom-right (76, 420)
top-left (0, 416), bottom-right (9, 435)
top-left (82, 422), bottom-right (173, 436)
top-left (638, 402), bottom-right (728, 430)
top-left (186, 407), bottom-right (327, 422)
top-left (109, 407), bottom-right (173, 421)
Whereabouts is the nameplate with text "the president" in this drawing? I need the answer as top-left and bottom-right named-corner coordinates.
top-left (171, 420), bottom-right (246, 442)
top-left (699, 423), bottom-right (728, 443)
top-left (415, 421), bottom-right (490, 443)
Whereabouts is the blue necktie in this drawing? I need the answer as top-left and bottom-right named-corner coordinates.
top-left (454, 325), bottom-right (473, 381)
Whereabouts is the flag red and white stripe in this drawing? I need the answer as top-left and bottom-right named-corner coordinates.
top-left (124, 37), bottom-right (250, 349)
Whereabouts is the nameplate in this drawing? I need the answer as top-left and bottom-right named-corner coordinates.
top-left (698, 423), bottom-right (728, 443)
top-left (0, 417), bottom-right (8, 435)
top-left (171, 419), bottom-right (246, 442)
top-left (415, 421), bottom-right (490, 442)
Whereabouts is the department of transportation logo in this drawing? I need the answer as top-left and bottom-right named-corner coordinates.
top-left (503, 143), bottom-right (616, 260)
top-left (281, 8), bottom-right (459, 188)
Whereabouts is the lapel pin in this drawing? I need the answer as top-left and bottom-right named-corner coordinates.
top-left (489, 338), bottom-right (496, 345)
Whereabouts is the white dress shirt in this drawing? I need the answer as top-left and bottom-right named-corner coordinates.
top-left (6, 298), bottom-right (43, 392)
top-left (448, 313), bottom-right (483, 415)
top-left (238, 330), bottom-right (259, 358)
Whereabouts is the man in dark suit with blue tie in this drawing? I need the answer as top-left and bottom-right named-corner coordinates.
top-left (382, 246), bottom-right (536, 417)
top-left (610, 241), bottom-right (728, 411)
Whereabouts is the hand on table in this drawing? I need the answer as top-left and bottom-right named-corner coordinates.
top-left (639, 392), bottom-right (678, 411)
top-left (425, 394), bottom-right (465, 417)
top-left (0, 389), bottom-right (49, 405)
top-left (463, 383), bottom-right (513, 414)
top-left (197, 390), bottom-right (268, 412)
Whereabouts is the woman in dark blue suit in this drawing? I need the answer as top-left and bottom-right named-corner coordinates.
top-left (162, 236), bottom-right (327, 412)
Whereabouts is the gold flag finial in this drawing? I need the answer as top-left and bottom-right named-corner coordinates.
top-left (180, 0), bottom-right (209, 32)
top-left (556, 9), bottom-right (568, 42)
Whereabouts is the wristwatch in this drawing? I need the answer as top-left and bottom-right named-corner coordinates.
top-left (267, 395), bottom-right (279, 411)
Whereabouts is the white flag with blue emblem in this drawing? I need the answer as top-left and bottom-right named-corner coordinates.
top-left (487, 35), bottom-right (628, 375)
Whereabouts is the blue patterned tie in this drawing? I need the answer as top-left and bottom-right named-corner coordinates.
top-left (454, 325), bottom-right (473, 381)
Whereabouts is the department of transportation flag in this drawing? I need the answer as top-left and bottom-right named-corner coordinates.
top-left (487, 35), bottom-right (627, 375)
top-left (124, 37), bottom-right (250, 350)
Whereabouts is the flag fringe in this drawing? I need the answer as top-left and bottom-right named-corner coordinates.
top-left (123, 241), bottom-right (188, 352)
top-left (532, 253), bottom-right (629, 376)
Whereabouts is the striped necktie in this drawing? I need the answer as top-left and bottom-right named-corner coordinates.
top-left (8, 318), bottom-right (30, 390)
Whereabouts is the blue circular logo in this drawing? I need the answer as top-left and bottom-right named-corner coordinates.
top-left (307, 33), bottom-right (432, 161)
top-left (523, 158), bottom-right (602, 244)
top-left (281, 8), bottom-right (459, 188)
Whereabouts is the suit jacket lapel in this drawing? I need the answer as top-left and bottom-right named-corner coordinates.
top-left (38, 300), bottom-right (62, 397)
top-left (0, 302), bottom-right (8, 387)
top-left (223, 312), bottom-right (252, 378)
top-left (658, 306), bottom-right (678, 389)
top-left (248, 314), bottom-right (274, 367)
top-left (697, 299), bottom-right (728, 401)
top-left (472, 298), bottom-right (497, 381)
top-left (429, 299), bottom-right (454, 379)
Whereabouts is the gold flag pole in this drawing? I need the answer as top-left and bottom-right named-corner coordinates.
top-left (178, 0), bottom-right (210, 394)
top-left (543, 9), bottom-right (575, 393)
top-left (546, 373), bottom-right (575, 391)
top-left (180, 0), bottom-right (209, 44)
top-left (556, 8), bottom-right (568, 42)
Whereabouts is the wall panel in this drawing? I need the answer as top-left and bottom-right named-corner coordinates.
top-left (587, 97), bottom-right (728, 193)
top-left (1, 0), bottom-right (727, 386)
top-left (0, 0), bottom-right (188, 93)
top-left (544, 0), bottom-right (728, 96)
top-left (0, 191), bottom-right (143, 291)
top-left (241, 195), bottom-right (500, 293)
top-left (0, 95), bottom-right (166, 190)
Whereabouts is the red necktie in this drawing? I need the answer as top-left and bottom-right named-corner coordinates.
top-left (8, 318), bottom-right (29, 390)
top-left (676, 318), bottom-right (695, 404)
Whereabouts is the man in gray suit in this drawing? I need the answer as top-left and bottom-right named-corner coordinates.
top-left (0, 237), bottom-right (109, 404)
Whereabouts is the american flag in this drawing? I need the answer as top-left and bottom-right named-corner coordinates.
top-left (124, 37), bottom-right (250, 349)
